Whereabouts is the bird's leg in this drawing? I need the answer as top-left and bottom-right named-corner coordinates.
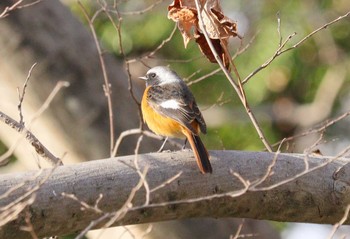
top-left (157, 137), bottom-right (168, 152)
top-left (182, 138), bottom-right (188, 150)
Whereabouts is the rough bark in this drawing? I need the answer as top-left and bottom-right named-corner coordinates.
top-left (0, 150), bottom-right (349, 238)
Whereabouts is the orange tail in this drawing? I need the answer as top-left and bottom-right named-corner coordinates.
top-left (184, 130), bottom-right (212, 174)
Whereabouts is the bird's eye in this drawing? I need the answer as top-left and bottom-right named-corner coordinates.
top-left (149, 73), bottom-right (156, 78)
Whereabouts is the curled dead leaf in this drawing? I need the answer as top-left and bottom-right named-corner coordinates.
top-left (168, 0), bottom-right (239, 70)
top-left (168, 7), bottom-right (197, 47)
top-left (200, 0), bottom-right (238, 39)
top-left (195, 32), bottom-right (230, 70)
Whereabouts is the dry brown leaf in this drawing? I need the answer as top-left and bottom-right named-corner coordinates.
top-left (195, 32), bottom-right (230, 69)
top-left (201, 0), bottom-right (238, 39)
top-left (168, 0), bottom-right (239, 70)
top-left (168, 6), bottom-right (197, 47)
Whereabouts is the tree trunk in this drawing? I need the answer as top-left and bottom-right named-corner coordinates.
top-left (0, 0), bottom-right (152, 171)
top-left (0, 150), bottom-right (348, 238)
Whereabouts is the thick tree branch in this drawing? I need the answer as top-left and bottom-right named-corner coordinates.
top-left (0, 150), bottom-right (349, 238)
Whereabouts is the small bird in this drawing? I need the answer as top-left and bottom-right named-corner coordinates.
top-left (140, 66), bottom-right (212, 174)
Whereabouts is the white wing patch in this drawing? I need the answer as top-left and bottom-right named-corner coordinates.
top-left (160, 99), bottom-right (180, 109)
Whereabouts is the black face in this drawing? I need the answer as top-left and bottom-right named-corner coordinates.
top-left (145, 71), bottom-right (160, 87)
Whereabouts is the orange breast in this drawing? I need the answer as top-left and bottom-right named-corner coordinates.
top-left (141, 87), bottom-right (186, 139)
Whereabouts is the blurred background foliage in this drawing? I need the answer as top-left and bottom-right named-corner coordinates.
top-left (0, 0), bottom-right (348, 238)
top-left (67, 0), bottom-right (350, 155)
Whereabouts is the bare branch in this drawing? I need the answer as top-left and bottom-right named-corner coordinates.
top-left (230, 220), bottom-right (245, 239)
top-left (327, 204), bottom-right (350, 239)
top-left (61, 193), bottom-right (103, 214)
top-left (119, 0), bottom-right (166, 16)
top-left (17, 63), bottom-right (37, 125)
top-left (101, 2), bottom-right (145, 142)
top-left (0, 167), bottom-right (56, 228)
top-left (272, 111), bottom-right (350, 148)
top-left (194, 0), bottom-right (273, 152)
top-left (242, 32), bottom-right (296, 85)
top-left (0, 0), bottom-right (43, 18)
top-left (187, 33), bottom-right (258, 86)
top-left (127, 24), bottom-right (178, 64)
top-left (276, 12), bottom-right (282, 47)
top-left (21, 210), bottom-right (39, 239)
top-left (242, 11), bottom-right (350, 85)
top-left (78, 2), bottom-right (115, 156)
top-left (250, 144), bottom-right (350, 192)
top-left (0, 81), bottom-right (69, 166)
top-left (0, 150), bottom-right (349, 238)
top-left (0, 0), bottom-right (22, 18)
top-left (281, 11), bottom-right (350, 54)
top-left (0, 112), bottom-right (59, 166)
top-left (150, 171), bottom-right (182, 193)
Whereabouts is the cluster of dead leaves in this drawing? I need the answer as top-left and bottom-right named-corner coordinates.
top-left (168, 0), bottom-right (240, 70)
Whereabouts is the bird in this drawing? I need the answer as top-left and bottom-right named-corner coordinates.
top-left (139, 66), bottom-right (212, 174)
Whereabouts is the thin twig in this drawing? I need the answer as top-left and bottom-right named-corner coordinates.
top-left (0, 167), bottom-right (57, 227)
top-left (0, 112), bottom-right (59, 166)
top-left (78, 1), bottom-right (115, 156)
top-left (250, 144), bottom-right (350, 191)
top-left (0, 0), bottom-right (22, 18)
top-left (102, 3), bottom-right (144, 135)
top-left (132, 135), bottom-right (151, 206)
top-left (303, 131), bottom-right (325, 160)
top-left (191, 32), bottom-right (258, 86)
top-left (187, 67), bottom-right (222, 86)
top-left (21, 210), bottom-right (39, 239)
top-left (112, 128), bottom-right (142, 156)
top-left (75, 164), bottom-right (148, 239)
top-left (104, 161), bottom-right (148, 229)
top-left (17, 63), bottom-right (37, 125)
top-left (0, 0), bottom-right (43, 18)
top-left (74, 164), bottom-right (249, 239)
top-left (127, 24), bottom-right (178, 64)
top-left (242, 10), bottom-right (350, 85)
top-left (194, 0), bottom-right (273, 152)
top-left (118, 0), bottom-right (166, 15)
top-left (272, 111), bottom-right (350, 148)
top-left (281, 11), bottom-right (350, 54)
top-left (146, 55), bottom-right (204, 64)
top-left (251, 139), bottom-right (285, 188)
top-left (62, 193), bottom-right (103, 214)
top-left (76, 134), bottom-right (149, 238)
top-left (188, 33), bottom-right (257, 86)
top-left (276, 12), bottom-right (282, 47)
top-left (150, 171), bottom-right (182, 193)
top-left (184, 69), bottom-right (202, 82)
top-left (327, 204), bottom-right (350, 239)
top-left (129, 177), bottom-right (250, 212)
top-left (230, 219), bottom-right (245, 239)
top-left (242, 32), bottom-right (296, 85)
top-left (112, 127), bottom-right (183, 157)
top-left (75, 213), bottom-right (112, 239)
top-left (201, 92), bottom-right (231, 112)
top-left (0, 81), bottom-right (69, 166)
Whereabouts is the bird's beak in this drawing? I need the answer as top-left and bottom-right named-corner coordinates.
top-left (139, 76), bottom-right (147, 80)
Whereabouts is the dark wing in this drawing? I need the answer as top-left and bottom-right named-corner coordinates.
top-left (147, 84), bottom-right (206, 135)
